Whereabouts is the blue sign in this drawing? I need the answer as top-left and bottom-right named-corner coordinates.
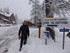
top-left (59, 28), bottom-right (69, 32)
top-left (44, 31), bottom-right (49, 38)
top-left (59, 28), bottom-right (69, 49)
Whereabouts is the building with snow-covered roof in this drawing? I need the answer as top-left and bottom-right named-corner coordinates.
top-left (0, 12), bottom-right (16, 24)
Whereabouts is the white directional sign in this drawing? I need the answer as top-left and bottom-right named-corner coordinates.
top-left (43, 18), bottom-right (68, 27)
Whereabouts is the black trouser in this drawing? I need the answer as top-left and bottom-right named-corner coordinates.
top-left (20, 36), bottom-right (27, 50)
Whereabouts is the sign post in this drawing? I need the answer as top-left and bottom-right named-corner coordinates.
top-left (37, 19), bottom-right (41, 38)
top-left (63, 31), bottom-right (65, 49)
top-left (44, 31), bottom-right (50, 45)
top-left (59, 28), bottom-right (69, 49)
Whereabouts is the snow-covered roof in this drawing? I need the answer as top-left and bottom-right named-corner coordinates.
top-left (0, 12), bottom-right (12, 17)
top-left (2, 18), bottom-right (10, 22)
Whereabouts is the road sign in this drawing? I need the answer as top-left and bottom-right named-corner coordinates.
top-left (59, 28), bottom-right (69, 32)
top-left (44, 31), bottom-right (49, 38)
top-left (43, 18), bottom-right (68, 27)
top-left (59, 28), bottom-right (69, 49)
top-left (44, 31), bottom-right (50, 45)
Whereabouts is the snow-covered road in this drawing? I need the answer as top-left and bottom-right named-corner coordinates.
top-left (0, 25), bottom-right (19, 53)
top-left (0, 26), bottom-right (70, 53)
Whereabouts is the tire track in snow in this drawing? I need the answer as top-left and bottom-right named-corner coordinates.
top-left (0, 26), bottom-right (19, 53)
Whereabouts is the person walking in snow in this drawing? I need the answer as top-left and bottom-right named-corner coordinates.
top-left (18, 20), bottom-right (30, 51)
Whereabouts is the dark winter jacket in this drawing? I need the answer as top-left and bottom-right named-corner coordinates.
top-left (18, 25), bottom-right (29, 37)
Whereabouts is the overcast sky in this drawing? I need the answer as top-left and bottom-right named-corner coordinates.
top-left (0, 0), bottom-right (43, 20)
